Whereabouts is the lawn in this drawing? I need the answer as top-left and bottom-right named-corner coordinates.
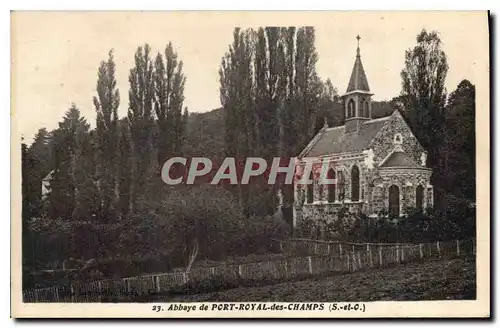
top-left (151, 256), bottom-right (475, 302)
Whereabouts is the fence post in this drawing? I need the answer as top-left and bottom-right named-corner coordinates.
top-left (183, 272), bottom-right (188, 285)
top-left (339, 243), bottom-right (343, 255)
top-left (456, 240), bottom-right (460, 256)
top-left (98, 281), bottom-right (103, 300)
top-left (308, 256), bottom-right (313, 275)
top-left (358, 252), bottom-right (362, 269)
top-left (238, 264), bottom-right (243, 278)
top-left (327, 244), bottom-right (330, 255)
top-left (347, 253), bottom-right (350, 271)
top-left (155, 276), bottom-right (160, 293)
top-left (437, 241), bottom-right (441, 258)
top-left (379, 246), bottom-right (383, 267)
top-left (368, 245), bottom-right (373, 267)
top-left (419, 243), bottom-right (423, 259)
top-left (401, 245), bottom-right (405, 262)
top-left (396, 245), bottom-right (400, 263)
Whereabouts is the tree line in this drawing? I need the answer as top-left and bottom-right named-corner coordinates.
top-left (23, 44), bottom-right (188, 223)
top-left (219, 27), bottom-right (339, 218)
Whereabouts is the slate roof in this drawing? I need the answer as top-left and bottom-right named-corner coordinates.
top-left (380, 151), bottom-right (422, 168)
top-left (346, 47), bottom-right (370, 93)
top-left (304, 116), bottom-right (390, 157)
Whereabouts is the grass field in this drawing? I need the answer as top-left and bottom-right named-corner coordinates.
top-left (150, 256), bottom-right (475, 302)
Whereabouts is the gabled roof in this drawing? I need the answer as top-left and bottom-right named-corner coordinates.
top-left (379, 151), bottom-right (421, 168)
top-left (346, 47), bottom-right (370, 93)
top-left (302, 115), bottom-right (391, 157)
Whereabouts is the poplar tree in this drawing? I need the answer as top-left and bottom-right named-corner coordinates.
top-left (219, 28), bottom-right (255, 215)
top-left (153, 42), bottom-right (186, 166)
top-left (93, 49), bottom-right (120, 220)
top-left (127, 44), bottom-right (156, 213)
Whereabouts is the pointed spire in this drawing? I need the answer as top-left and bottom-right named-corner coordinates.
top-left (346, 35), bottom-right (370, 93)
top-left (356, 35), bottom-right (361, 57)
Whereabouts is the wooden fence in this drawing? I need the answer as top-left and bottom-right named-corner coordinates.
top-left (22, 239), bottom-right (475, 303)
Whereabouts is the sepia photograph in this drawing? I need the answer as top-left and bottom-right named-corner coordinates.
top-left (10, 10), bottom-right (490, 318)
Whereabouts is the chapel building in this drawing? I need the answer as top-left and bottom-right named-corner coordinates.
top-left (293, 36), bottom-right (434, 226)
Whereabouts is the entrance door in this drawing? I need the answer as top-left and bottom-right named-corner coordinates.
top-left (388, 185), bottom-right (400, 217)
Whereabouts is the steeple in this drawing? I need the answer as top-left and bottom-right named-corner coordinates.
top-left (346, 35), bottom-right (370, 93)
top-left (341, 35), bottom-right (373, 133)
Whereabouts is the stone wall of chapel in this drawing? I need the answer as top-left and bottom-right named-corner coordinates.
top-left (371, 170), bottom-right (432, 214)
top-left (296, 202), bottom-right (364, 224)
top-left (333, 156), bottom-right (372, 202)
top-left (371, 113), bottom-right (425, 165)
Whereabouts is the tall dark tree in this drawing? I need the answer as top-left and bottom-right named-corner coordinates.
top-left (440, 80), bottom-right (476, 200)
top-left (278, 27), bottom-right (321, 214)
top-left (71, 119), bottom-right (99, 221)
top-left (278, 27), bottom-right (297, 159)
top-left (117, 118), bottom-right (133, 219)
top-left (400, 29), bottom-right (448, 170)
top-left (128, 44), bottom-right (156, 213)
top-left (294, 27), bottom-right (321, 149)
top-left (253, 27), bottom-right (282, 160)
top-left (47, 104), bottom-right (89, 219)
top-left (93, 49), bottom-right (120, 221)
top-left (153, 42), bottom-right (186, 166)
top-left (219, 28), bottom-right (255, 215)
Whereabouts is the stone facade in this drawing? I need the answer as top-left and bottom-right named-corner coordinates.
top-left (370, 110), bottom-right (424, 165)
top-left (293, 40), bottom-right (433, 227)
top-left (294, 111), bottom-right (434, 227)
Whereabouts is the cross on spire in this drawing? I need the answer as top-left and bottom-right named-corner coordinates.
top-left (356, 35), bottom-right (361, 57)
top-left (346, 34), bottom-right (370, 93)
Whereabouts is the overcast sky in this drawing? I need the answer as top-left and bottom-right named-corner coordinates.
top-left (11, 11), bottom-right (488, 142)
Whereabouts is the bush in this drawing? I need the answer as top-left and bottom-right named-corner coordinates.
top-left (294, 194), bottom-right (476, 244)
top-left (121, 185), bottom-right (291, 268)
top-left (235, 214), bottom-right (291, 255)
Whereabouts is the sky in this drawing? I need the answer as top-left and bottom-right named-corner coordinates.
top-left (11, 11), bottom-right (488, 142)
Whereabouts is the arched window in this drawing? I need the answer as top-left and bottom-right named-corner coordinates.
top-left (389, 185), bottom-right (400, 217)
top-left (416, 185), bottom-right (424, 211)
top-left (327, 168), bottom-right (336, 203)
top-left (338, 171), bottom-right (345, 201)
top-left (347, 99), bottom-right (355, 118)
top-left (351, 165), bottom-right (360, 201)
top-left (306, 171), bottom-right (314, 204)
top-left (363, 101), bottom-right (369, 117)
